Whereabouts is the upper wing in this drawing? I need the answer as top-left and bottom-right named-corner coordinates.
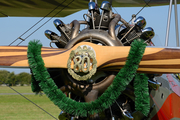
top-left (0, 0), bottom-right (180, 17)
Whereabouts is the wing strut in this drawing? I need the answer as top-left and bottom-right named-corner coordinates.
top-left (174, 0), bottom-right (180, 47)
top-left (165, 0), bottom-right (179, 47)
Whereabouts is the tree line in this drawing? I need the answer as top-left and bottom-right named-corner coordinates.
top-left (0, 70), bottom-right (31, 86)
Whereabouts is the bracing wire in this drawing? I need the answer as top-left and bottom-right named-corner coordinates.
top-left (112, 7), bottom-right (119, 14)
top-left (17, 0), bottom-right (75, 46)
top-left (0, 12), bottom-right (8, 17)
top-left (9, 0), bottom-right (66, 46)
top-left (128, 0), bottom-right (152, 23)
top-left (135, 1), bottom-right (151, 16)
top-left (0, 80), bottom-right (58, 120)
top-left (112, 0), bottom-right (152, 24)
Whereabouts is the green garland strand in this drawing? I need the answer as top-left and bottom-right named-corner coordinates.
top-left (28, 39), bottom-right (148, 117)
top-left (134, 73), bottom-right (150, 116)
top-left (31, 75), bottom-right (41, 94)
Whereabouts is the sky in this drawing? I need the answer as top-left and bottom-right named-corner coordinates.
top-left (0, 4), bottom-right (180, 74)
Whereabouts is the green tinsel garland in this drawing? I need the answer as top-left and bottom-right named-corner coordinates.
top-left (134, 73), bottom-right (150, 116)
top-left (28, 39), bottom-right (149, 117)
top-left (31, 75), bottom-right (41, 94)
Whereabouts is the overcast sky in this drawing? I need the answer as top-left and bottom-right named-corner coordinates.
top-left (0, 5), bottom-right (180, 74)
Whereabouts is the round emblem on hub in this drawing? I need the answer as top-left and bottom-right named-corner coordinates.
top-left (67, 45), bottom-right (97, 81)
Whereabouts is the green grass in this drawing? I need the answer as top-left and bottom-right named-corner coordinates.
top-left (0, 86), bottom-right (33, 93)
top-left (0, 86), bottom-right (60, 120)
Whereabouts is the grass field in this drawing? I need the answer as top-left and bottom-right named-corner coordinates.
top-left (0, 86), bottom-right (60, 120)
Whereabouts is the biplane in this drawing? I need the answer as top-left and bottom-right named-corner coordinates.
top-left (0, 0), bottom-right (180, 120)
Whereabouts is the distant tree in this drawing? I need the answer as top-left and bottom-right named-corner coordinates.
top-left (0, 70), bottom-right (31, 86)
top-left (0, 70), bottom-right (10, 85)
top-left (6, 72), bottom-right (17, 86)
top-left (16, 72), bottom-right (31, 86)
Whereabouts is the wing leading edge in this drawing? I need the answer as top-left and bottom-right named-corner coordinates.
top-left (0, 0), bottom-right (180, 17)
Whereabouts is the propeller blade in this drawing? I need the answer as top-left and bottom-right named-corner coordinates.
top-left (0, 42), bottom-right (180, 74)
